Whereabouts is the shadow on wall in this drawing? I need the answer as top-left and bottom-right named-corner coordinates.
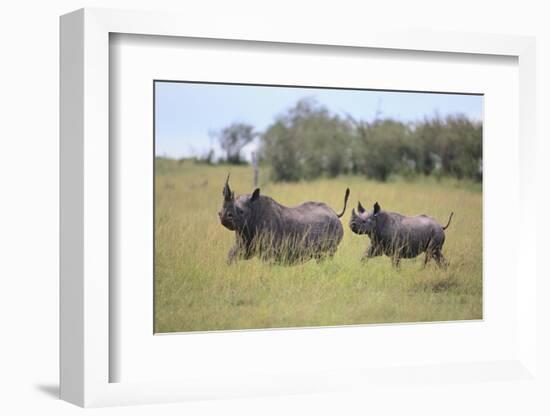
top-left (34, 384), bottom-right (59, 399)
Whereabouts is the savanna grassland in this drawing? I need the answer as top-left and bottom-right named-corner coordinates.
top-left (154, 159), bottom-right (482, 333)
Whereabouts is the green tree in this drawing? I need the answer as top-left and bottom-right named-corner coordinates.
top-left (413, 115), bottom-right (482, 180)
top-left (258, 99), bottom-right (482, 183)
top-left (352, 118), bottom-right (410, 181)
top-left (260, 98), bottom-right (353, 181)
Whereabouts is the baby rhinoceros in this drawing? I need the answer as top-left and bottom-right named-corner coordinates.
top-left (218, 174), bottom-right (350, 264)
top-left (349, 201), bottom-right (453, 268)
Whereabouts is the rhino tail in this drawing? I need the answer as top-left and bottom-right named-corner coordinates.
top-left (442, 212), bottom-right (454, 230)
top-left (336, 188), bottom-right (351, 218)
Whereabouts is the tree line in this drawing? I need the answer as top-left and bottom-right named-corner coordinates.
top-left (213, 98), bottom-right (482, 182)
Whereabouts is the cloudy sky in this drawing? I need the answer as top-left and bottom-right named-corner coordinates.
top-left (155, 81), bottom-right (483, 161)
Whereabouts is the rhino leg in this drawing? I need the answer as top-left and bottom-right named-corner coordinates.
top-left (433, 250), bottom-right (449, 268)
top-left (423, 245), bottom-right (437, 266)
top-left (361, 244), bottom-right (382, 262)
top-left (228, 245), bottom-right (253, 264)
top-left (391, 255), bottom-right (401, 269)
top-left (227, 245), bottom-right (240, 264)
top-left (315, 252), bottom-right (330, 263)
top-left (424, 237), bottom-right (441, 267)
top-left (423, 251), bottom-right (432, 267)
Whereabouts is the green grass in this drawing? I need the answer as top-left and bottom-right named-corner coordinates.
top-left (154, 160), bottom-right (482, 333)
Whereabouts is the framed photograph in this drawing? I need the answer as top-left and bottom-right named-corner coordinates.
top-left (60, 8), bottom-right (538, 407)
top-left (153, 81), bottom-right (482, 334)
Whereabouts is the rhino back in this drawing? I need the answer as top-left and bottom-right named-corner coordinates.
top-left (376, 212), bottom-right (444, 257)
top-left (281, 202), bottom-right (342, 239)
top-left (250, 199), bottom-right (343, 261)
top-left (251, 198), bottom-right (341, 240)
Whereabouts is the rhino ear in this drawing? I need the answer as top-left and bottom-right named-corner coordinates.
top-left (251, 188), bottom-right (260, 202)
top-left (373, 202), bottom-right (381, 215)
top-left (351, 208), bottom-right (358, 218)
top-left (357, 201), bottom-right (365, 213)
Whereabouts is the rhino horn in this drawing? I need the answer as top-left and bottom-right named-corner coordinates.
top-left (223, 173), bottom-right (234, 201)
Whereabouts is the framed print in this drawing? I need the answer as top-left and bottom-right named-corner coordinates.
top-left (60, 8), bottom-right (538, 407)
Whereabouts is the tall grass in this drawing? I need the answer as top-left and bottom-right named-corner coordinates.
top-left (154, 160), bottom-right (482, 333)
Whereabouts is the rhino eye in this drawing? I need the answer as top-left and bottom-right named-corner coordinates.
top-left (236, 207), bottom-right (243, 215)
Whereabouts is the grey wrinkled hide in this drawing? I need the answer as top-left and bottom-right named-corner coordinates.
top-left (349, 201), bottom-right (453, 267)
top-left (219, 175), bottom-right (350, 264)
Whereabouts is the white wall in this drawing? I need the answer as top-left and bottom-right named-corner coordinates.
top-left (1, 1), bottom-right (548, 415)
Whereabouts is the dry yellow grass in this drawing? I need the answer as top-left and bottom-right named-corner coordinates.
top-left (154, 160), bottom-right (482, 333)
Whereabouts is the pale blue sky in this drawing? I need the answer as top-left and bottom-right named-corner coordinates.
top-left (154, 82), bottom-right (483, 160)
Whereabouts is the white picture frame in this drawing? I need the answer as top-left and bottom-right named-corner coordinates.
top-left (60, 8), bottom-right (538, 408)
